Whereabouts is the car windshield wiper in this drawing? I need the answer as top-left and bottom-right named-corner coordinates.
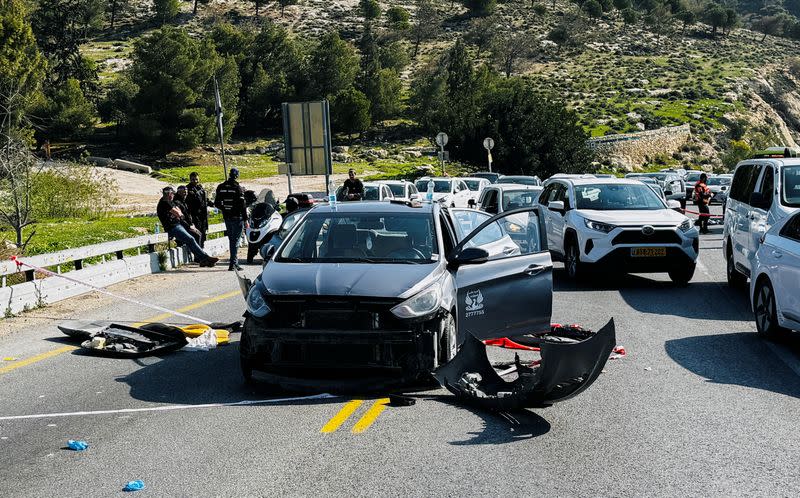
top-left (277, 257), bottom-right (309, 263)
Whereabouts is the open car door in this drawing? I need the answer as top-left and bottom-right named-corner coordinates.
top-left (450, 207), bottom-right (553, 341)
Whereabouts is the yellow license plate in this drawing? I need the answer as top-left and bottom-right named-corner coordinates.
top-left (631, 247), bottom-right (666, 257)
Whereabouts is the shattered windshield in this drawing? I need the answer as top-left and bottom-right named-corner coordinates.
top-left (276, 212), bottom-right (439, 263)
top-left (575, 184), bottom-right (666, 210)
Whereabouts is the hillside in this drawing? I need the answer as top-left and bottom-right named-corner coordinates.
top-left (77, 0), bottom-right (800, 172)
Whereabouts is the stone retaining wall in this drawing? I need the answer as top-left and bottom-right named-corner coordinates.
top-left (588, 124), bottom-right (691, 170)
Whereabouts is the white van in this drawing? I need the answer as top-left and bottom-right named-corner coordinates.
top-left (723, 147), bottom-right (800, 287)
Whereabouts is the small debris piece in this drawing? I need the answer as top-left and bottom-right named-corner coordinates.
top-left (388, 394), bottom-right (415, 407)
top-left (67, 440), bottom-right (88, 451)
top-left (644, 367), bottom-right (652, 371)
top-left (123, 480), bottom-right (145, 492)
top-left (3, 357), bottom-right (17, 361)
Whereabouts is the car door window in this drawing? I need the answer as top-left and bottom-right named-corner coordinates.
top-left (759, 166), bottom-right (774, 209)
top-left (780, 214), bottom-right (800, 242)
top-left (450, 209), bottom-right (493, 241)
top-left (456, 209), bottom-right (545, 260)
top-left (741, 164), bottom-right (763, 205)
top-left (538, 184), bottom-right (555, 205)
top-left (553, 184), bottom-right (570, 209)
top-left (481, 189), bottom-right (499, 213)
top-left (730, 164), bottom-right (754, 201)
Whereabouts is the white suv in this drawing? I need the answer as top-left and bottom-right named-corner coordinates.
top-left (538, 177), bottom-right (700, 284)
top-left (723, 148), bottom-right (800, 288)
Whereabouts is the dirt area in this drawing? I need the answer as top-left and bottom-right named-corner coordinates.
top-left (245, 173), bottom-right (351, 200)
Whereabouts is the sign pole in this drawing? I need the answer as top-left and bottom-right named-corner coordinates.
top-left (213, 76), bottom-right (228, 179)
top-left (436, 132), bottom-right (449, 177)
top-left (483, 137), bottom-right (495, 173)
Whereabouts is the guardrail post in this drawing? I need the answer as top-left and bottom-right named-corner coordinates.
top-left (147, 243), bottom-right (156, 253)
top-left (116, 250), bottom-right (124, 260)
top-left (75, 259), bottom-right (83, 270)
top-left (24, 269), bottom-right (34, 282)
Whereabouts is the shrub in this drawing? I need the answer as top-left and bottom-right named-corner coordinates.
top-left (386, 6), bottom-right (410, 30)
top-left (31, 163), bottom-right (117, 219)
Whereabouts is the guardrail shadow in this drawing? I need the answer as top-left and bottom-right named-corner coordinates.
top-left (665, 331), bottom-right (800, 399)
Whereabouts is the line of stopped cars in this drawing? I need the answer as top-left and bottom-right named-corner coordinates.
top-left (230, 172), bottom-right (713, 407)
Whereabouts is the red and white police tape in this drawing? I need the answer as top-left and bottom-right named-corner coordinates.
top-left (8, 255), bottom-right (212, 325)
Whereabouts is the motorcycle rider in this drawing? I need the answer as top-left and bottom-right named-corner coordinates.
top-left (214, 168), bottom-right (249, 271)
top-left (185, 172), bottom-right (209, 247)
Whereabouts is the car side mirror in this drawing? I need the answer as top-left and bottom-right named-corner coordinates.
top-left (260, 244), bottom-right (276, 265)
top-left (666, 199), bottom-right (681, 210)
top-left (749, 192), bottom-right (769, 210)
top-left (449, 247), bottom-right (489, 268)
top-left (548, 200), bottom-right (565, 212)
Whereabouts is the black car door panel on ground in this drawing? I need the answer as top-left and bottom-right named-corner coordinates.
top-left (451, 208), bottom-right (553, 341)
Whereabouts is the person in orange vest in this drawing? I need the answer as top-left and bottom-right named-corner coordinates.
top-left (693, 173), bottom-right (712, 234)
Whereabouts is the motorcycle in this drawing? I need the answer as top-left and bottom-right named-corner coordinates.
top-left (245, 189), bottom-right (282, 264)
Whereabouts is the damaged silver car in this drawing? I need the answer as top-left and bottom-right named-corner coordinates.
top-left (238, 200), bottom-right (614, 405)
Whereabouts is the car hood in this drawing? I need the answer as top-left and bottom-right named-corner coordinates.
top-left (578, 209), bottom-right (686, 226)
top-left (431, 192), bottom-right (452, 201)
top-left (260, 262), bottom-right (443, 298)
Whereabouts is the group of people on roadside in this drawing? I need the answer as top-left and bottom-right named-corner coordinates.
top-left (157, 168), bottom-right (250, 271)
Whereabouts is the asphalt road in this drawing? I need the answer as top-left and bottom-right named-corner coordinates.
top-left (2, 206), bottom-right (800, 496)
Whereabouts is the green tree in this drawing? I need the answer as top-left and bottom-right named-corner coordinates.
top-left (621, 7), bottom-right (638, 24)
top-left (127, 27), bottom-right (235, 149)
top-left (153, 0), bottom-right (180, 23)
top-left (189, 0), bottom-right (211, 15)
top-left (465, 16), bottom-right (496, 57)
top-left (98, 76), bottom-right (138, 135)
top-left (491, 31), bottom-right (535, 78)
top-left (644, 2), bottom-right (671, 41)
top-left (107, 0), bottom-right (131, 29)
top-left (360, 0), bottom-right (381, 19)
top-left (306, 31), bottom-right (358, 99)
top-left (32, 0), bottom-right (103, 89)
top-left (36, 78), bottom-right (97, 140)
top-left (0, 0), bottom-right (46, 137)
top-left (676, 9), bottom-right (695, 35)
top-left (598, 0), bottom-right (613, 12)
top-left (755, 15), bottom-right (783, 41)
top-left (358, 25), bottom-right (402, 122)
top-left (582, 0), bottom-right (603, 18)
top-left (483, 78), bottom-right (594, 178)
top-left (723, 8), bottom-right (738, 35)
top-left (386, 6), bottom-right (410, 30)
top-left (411, 0), bottom-right (438, 57)
top-left (612, 0), bottom-right (631, 11)
top-left (331, 87), bottom-right (371, 138)
top-left (704, 4), bottom-right (726, 36)
top-left (463, 0), bottom-right (496, 16)
top-left (379, 42), bottom-right (410, 73)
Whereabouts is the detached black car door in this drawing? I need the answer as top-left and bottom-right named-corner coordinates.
top-left (451, 207), bottom-right (553, 340)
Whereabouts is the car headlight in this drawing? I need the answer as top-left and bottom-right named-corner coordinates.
top-left (584, 218), bottom-right (615, 233)
top-left (679, 219), bottom-right (693, 232)
top-left (391, 284), bottom-right (442, 319)
top-left (246, 277), bottom-right (271, 318)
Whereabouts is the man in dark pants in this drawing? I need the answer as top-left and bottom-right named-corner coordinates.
top-left (341, 168), bottom-right (364, 201)
top-left (214, 168), bottom-right (249, 271)
top-left (694, 173), bottom-right (712, 234)
top-left (157, 187), bottom-right (218, 267)
top-left (185, 172), bottom-right (209, 248)
top-left (174, 186), bottom-right (197, 245)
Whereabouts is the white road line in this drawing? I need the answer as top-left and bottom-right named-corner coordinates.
top-left (0, 394), bottom-right (337, 421)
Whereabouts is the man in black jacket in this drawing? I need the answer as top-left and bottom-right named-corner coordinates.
top-left (341, 168), bottom-right (364, 201)
top-left (185, 172), bottom-right (209, 247)
top-left (157, 187), bottom-right (218, 267)
top-left (214, 168), bottom-right (249, 271)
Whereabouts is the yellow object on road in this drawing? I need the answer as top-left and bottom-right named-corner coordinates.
top-left (179, 324), bottom-right (229, 345)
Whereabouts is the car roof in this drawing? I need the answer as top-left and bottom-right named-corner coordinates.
top-left (491, 184), bottom-right (543, 191)
top-left (376, 180), bottom-right (409, 185)
top-left (499, 175), bottom-right (538, 179)
top-left (312, 200), bottom-right (435, 214)
top-left (460, 177), bottom-right (489, 181)
top-left (548, 177), bottom-right (645, 186)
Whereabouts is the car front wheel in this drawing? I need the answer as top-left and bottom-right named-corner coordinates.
top-left (726, 246), bottom-right (747, 289)
top-left (564, 239), bottom-right (583, 280)
top-left (668, 263), bottom-right (695, 286)
top-left (438, 311), bottom-right (457, 365)
top-left (754, 279), bottom-right (789, 340)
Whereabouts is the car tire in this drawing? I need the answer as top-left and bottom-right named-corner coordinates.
top-left (564, 238), bottom-right (584, 280)
top-left (239, 320), bottom-right (256, 384)
top-left (668, 263), bottom-right (695, 286)
top-left (246, 244), bottom-right (259, 265)
top-left (438, 311), bottom-right (457, 365)
top-left (726, 245), bottom-right (747, 289)
top-left (754, 278), bottom-right (790, 340)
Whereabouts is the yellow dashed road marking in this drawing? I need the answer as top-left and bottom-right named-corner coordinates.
top-left (320, 399), bottom-right (363, 433)
top-left (351, 398), bottom-right (390, 434)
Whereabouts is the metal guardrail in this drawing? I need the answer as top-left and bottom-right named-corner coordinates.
top-left (0, 223), bottom-right (227, 286)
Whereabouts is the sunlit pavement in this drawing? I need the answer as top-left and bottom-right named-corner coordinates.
top-left (2, 205), bottom-right (800, 496)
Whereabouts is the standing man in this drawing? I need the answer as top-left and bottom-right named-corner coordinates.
top-left (694, 173), bottom-right (712, 234)
top-left (157, 187), bottom-right (218, 267)
top-left (174, 186), bottom-right (196, 245)
top-left (341, 168), bottom-right (364, 201)
top-left (214, 168), bottom-right (248, 271)
top-left (185, 172), bottom-right (209, 247)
